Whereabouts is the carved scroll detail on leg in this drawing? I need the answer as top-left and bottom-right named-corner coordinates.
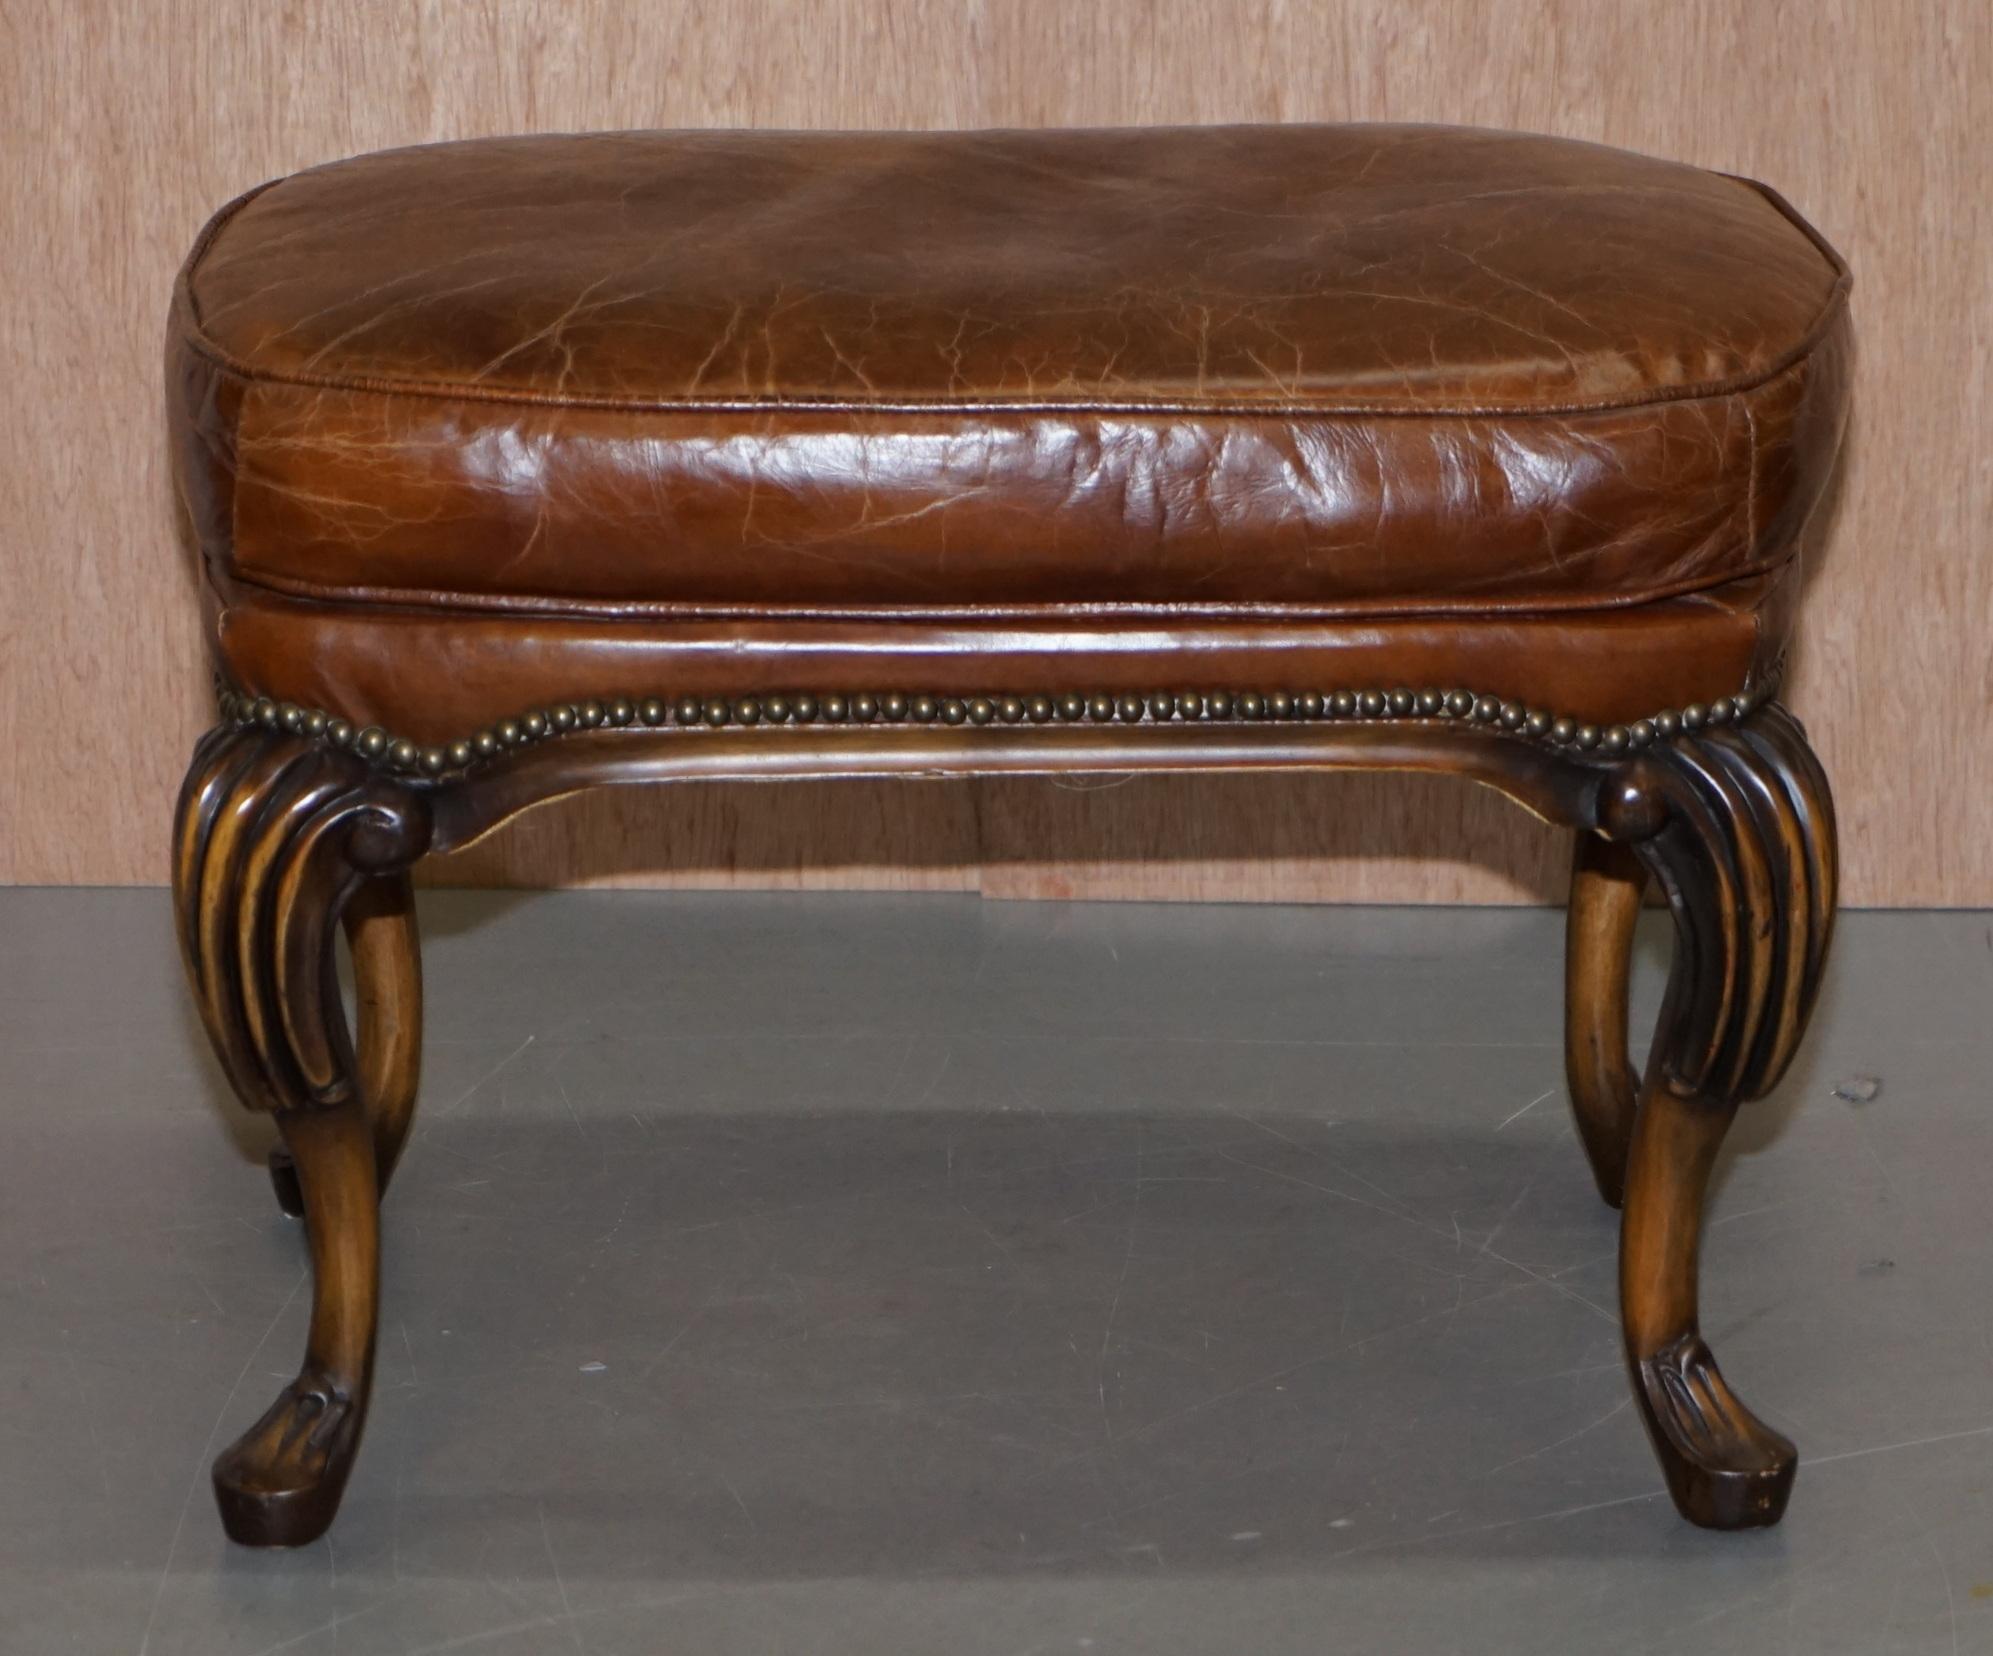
top-left (1601, 703), bottom-right (1836, 1528)
top-left (1564, 835), bottom-right (1648, 1207)
top-left (173, 727), bottom-right (431, 1117)
top-left (1603, 703), bottom-right (1838, 1107)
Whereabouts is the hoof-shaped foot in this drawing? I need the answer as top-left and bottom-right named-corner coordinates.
top-left (1633, 1334), bottom-right (1795, 1529)
top-left (212, 1372), bottom-right (366, 1547)
top-left (268, 1147), bottom-right (305, 1218)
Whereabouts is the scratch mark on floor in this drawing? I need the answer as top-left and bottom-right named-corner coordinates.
top-left (1096, 1122), bottom-right (1143, 1441)
top-left (1483, 1396), bottom-right (1633, 1474)
top-left (437, 1035), bottom-right (537, 1118)
top-left (1936, 1532), bottom-right (1962, 1656)
top-left (1496, 1088), bottom-right (1556, 1130)
top-left (1213, 1101), bottom-right (1411, 1217)
top-left (538, 1501), bottom-right (586, 1653)
top-left (239, 1598), bottom-right (397, 1656)
top-left (1807, 1421), bottom-right (1993, 1468)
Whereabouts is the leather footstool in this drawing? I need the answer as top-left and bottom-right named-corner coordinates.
top-left (167, 125), bottom-right (1850, 1546)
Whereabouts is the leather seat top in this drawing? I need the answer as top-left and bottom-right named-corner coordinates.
top-left (171, 124), bottom-right (1849, 621)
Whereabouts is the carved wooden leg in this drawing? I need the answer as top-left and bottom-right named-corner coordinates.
top-left (1603, 703), bottom-right (1836, 1528)
top-left (270, 873), bottom-right (424, 1217)
top-left (172, 723), bottom-right (430, 1545)
top-left (1564, 834), bottom-right (1648, 1206)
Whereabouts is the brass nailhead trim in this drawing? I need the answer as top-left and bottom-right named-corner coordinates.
top-left (214, 671), bottom-right (1778, 783)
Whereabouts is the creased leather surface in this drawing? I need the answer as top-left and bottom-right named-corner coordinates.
top-left (170, 124), bottom-right (1851, 622)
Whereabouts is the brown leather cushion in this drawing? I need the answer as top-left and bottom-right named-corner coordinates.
top-left (171, 125), bottom-right (1849, 625)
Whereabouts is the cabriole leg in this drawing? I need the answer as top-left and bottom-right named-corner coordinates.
top-left (1603, 702), bottom-right (1836, 1528)
top-left (172, 724), bottom-right (430, 1545)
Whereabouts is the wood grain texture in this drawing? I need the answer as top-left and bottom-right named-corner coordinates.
top-left (3, 0), bottom-right (1987, 902)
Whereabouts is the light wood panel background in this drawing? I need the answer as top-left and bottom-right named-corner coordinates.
top-left (3, 1), bottom-right (1987, 903)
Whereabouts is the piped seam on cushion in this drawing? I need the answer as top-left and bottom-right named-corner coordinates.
top-left (214, 556), bottom-right (1794, 629)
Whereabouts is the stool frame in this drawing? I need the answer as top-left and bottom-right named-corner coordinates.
top-left (173, 672), bottom-right (1835, 1545)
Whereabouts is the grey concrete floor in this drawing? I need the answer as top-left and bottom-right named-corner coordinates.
top-left (1, 888), bottom-right (1990, 1654)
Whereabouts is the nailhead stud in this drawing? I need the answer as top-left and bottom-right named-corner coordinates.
top-left (218, 661), bottom-right (1783, 783)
